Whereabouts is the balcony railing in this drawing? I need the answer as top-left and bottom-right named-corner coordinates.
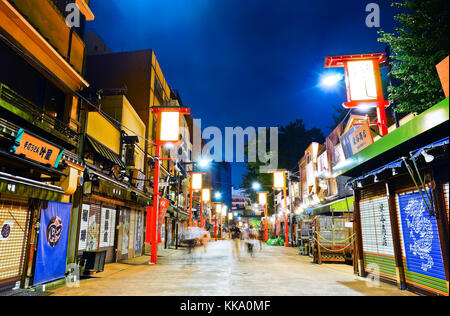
top-left (0, 83), bottom-right (79, 144)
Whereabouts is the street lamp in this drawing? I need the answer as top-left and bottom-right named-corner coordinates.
top-left (189, 172), bottom-right (204, 227)
top-left (258, 191), bottom-right (269, 242)
top-left (148, 106), bottom-right (190, 264)
top-left (324, 53), bottom-right (390, 136)
top-left (252, 181), bottom-right (262, 191)
top-left (214, 203), bottom-right (222, 241)
top-left (201, 188), bottom-right (211, 229)
top-left (271, 170), bottom-right (289, 247)
top-left (214, 191), bottom-right (222, 200)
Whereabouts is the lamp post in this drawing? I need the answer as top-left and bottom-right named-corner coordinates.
top-left (201, 188), bottom-right (211, 228)
top-left (324, 53), bottom-right (390, 136)
top-left (258, 192), bottom-right (269, 242)
top-left (271, 170), bottom-right (289, 247)
top-left (189, 172), bottom-right (203, 227)
top-left (214, 203), bottom-right (222, 241)
top-left (148, 106), bottom-right (190, 264)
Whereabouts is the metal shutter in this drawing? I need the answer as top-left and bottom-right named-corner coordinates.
top-left (444, 183), bottom-right (449, 221)
top-left (86, 204), bottom-right (101, 251)
top-left (396, 189), bottom-right (448, 295)
top-left (360, 194), bottom-right (397, 281)
top-left (0, 200), bottom-right (30, 284)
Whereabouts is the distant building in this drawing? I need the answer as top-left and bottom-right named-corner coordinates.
top-left (211, 162), bottom-right (232, 210)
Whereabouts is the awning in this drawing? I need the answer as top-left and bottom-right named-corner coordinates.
top-left (410, 137), bottom-right (449, 159)
top-left (86, 136), bottom-right (126, 169)
top-left (305, 196), bottom-right (354, 216)
top-left (349, 136), bottom-right (449, 186)
top-left (0, 172), bottom-right (65, 201)
top-left (334, 98), bottom-right (449, 177)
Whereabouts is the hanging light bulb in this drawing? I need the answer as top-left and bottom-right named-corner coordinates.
top-left (392, 168), bottom-right (398, 176)
top-left (374, 174), bottom-right (379, 183)
top-left (421, 150), bottom-right (435, 163)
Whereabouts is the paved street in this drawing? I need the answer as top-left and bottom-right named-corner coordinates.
top-left (50, 241), bottom-right (414, 296)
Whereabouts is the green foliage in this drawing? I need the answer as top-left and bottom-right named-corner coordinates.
top-left (241, 119), bottom-right (324, 215)
top-left (378, 0), bottom-right (449, 114)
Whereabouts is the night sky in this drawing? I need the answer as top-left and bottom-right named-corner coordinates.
top-left (87, 0), bottom-right (399, 187)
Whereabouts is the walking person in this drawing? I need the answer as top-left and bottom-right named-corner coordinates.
top-left (231, 225), bottom-right (241, 259)
top-left (258, 224), bottom-right (265, 251)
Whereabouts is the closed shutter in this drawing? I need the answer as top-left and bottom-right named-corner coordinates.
top-left (86, 204), bottom-right (101, 251)
top-left (360, 191), bottom-right (397, 281)
top-left (444, 183), bottom-right (449, 221)
top-left (0, 199), bottom-right (30, 285)
top-left (396, 189), bottom-right (448, 295)
top-left (99, 207), bottom-right (116, 263)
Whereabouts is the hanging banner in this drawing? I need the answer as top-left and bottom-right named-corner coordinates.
top-left (34, 201), bottom-right (71, 285)
top-left (157, 199), bottom-right (170, 243)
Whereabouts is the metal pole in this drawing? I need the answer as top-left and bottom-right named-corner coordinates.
top-left (200, 199), bottom-right (203, 228)
top-left (283, 186), bottom-right (289, 247)
top-left (188, 186), bottom-right (193, 227)
top-left (288, 175), bottom-right (294, 247)
top-left (150, 145), bottom-right (161, 264)
top-left (264, 204), bottom-right (269, 242)
top-left (214, 213), bottom-right (218, 241)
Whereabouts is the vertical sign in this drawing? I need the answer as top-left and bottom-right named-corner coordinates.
top-left (34, 201), bottom-right (71, 285)
top-left (78, 204), bottom-right (90, 251)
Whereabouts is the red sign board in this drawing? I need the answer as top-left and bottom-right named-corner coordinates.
top-left (157, 198), bottom-right (170, 243)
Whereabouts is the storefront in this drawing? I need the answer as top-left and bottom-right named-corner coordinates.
top-left (79, 170), bottom-right (149, 263)
top-left (350, 137), bottom-right (449, 295)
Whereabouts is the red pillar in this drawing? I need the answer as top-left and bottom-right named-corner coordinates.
top-left (264, 204), bottom-right (269, 242)
top-left (188, 186), bottom-right (193, 227)
top-left (150, 145), bottom-right (161, 264)
top-left (283, 187), bottom-right (289, 247)
top-left (214, 214), bottom-right (218, 241)
top-left (376, 102), bottom-right (389, 136)
top-left (200, 199), bottom-right (203, 228)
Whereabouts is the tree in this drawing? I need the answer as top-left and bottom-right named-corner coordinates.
top-left (241, 120), bottom-right (324, 214)
top-left (378, 0), bottom-right (449, 114)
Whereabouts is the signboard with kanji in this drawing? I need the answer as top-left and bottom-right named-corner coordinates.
top-left (12, 129), bottom-right (63, 168)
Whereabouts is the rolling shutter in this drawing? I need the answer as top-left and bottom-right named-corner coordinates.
top-left (0, 199), bottom-right (30, 285)
top-left (396, 189), bottom-right (448, 295)
top-left (444, 183), bottom-right (449, 220)
top-left (360, 193), bottom-right (397, 281)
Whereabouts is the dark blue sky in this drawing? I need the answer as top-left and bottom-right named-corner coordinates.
top-left (88, 0), bottom-right (398, 187)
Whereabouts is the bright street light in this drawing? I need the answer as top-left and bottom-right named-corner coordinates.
top-left (320, 73), bottom-right (343, 87)
top-left (252, 181), bottom-right (262, 191)
top-left (198, 158), bottom-right (211, 169)
top-left (214, 192), bottom-right (222, 200)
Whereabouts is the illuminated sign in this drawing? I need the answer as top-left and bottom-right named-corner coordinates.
top-left (13, 130), bottom-right (63, 168)
top-left (191, 173), bottom-right (203, 190)
top-left (258, 192), bottom-right (267, 205)
top-left (273, 171), bottom-right (286, 189)
top-left (159, 111), bottom-right (180, 142)
top-left (202, 188), bottom-right (211, 202)
top-left (347, 60), bottom-right (378, 101)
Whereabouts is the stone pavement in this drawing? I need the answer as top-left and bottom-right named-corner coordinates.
top-left (48, 241), bottom-right (415, 296)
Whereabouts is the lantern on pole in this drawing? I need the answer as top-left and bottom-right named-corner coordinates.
top-left (324, 53), bottom-right (390, 136)
top-left (200, 188), bottom-right (211, 229)
top-left (214, 203), bottom-right (222, 241)
top-left (270, 170), bottom-right (289, 247)
top-left (258, 191), bottom-right (269, 242)
top-left (188, 172), bottom-right (204, 227)
top-left (147, 106), bottom-right (190, 265)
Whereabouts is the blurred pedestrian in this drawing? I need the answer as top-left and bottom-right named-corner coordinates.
top-left (199, 229), bottom-right (210, 253)
top-left (258, 225), bottom-right (265, 251)
top-left (231, 225), bottom-right (241, 259)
